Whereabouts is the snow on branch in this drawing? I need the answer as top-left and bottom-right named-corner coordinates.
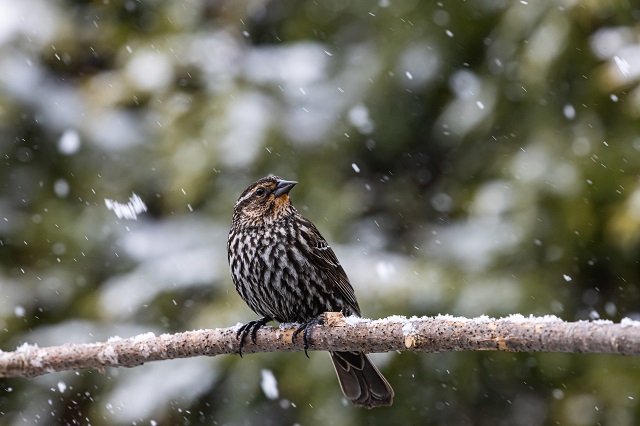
top-left (2, 313), bottom-right (640, 379)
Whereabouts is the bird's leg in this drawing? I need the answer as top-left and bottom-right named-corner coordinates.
top-left (292, 314), bottom-right (325, 358)
top-left (236, 317), bottom-right (270, 357)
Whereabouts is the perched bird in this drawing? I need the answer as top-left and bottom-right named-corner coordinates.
top-left (227, 175), bottom-right (394, 408)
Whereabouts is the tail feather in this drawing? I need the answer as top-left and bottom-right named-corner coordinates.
top-left (330, 351), bottom-right (394, 408)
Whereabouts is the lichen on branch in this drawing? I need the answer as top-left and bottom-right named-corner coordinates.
top-left (2, 313), bottom-right (640, 378)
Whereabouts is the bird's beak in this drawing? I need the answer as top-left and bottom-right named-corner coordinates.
top-left (273, 179), bottom-right (298, 198)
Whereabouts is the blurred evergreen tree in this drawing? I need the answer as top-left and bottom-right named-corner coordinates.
top-left (1, 0), bottom-right (640, 424)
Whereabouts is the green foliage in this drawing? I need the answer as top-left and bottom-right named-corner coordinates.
top-left (1, 0), bottom-right (639, 424)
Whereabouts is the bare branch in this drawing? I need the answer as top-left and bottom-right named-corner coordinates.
top-left (2, 313), bottom-right (640, 379)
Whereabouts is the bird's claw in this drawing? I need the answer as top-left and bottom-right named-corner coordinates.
top-left (292, 315), bottom-right (324, 358)
top-left (236, 317), bottom-right (270, 357)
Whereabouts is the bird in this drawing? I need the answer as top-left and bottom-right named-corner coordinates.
top-left (227, 175), bottom-right (394, 408)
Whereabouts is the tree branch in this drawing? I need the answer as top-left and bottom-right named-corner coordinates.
top-left (2, 313), bottom-right (640, 378)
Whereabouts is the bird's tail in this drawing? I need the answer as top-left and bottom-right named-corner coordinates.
top-left (330, 351), bottom-right (394, 408)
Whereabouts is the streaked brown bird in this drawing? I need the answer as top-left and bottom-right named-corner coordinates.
top-left (227, 176), bottom-right (394, 408)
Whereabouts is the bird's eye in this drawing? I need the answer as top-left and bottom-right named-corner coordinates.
top-left (255, 187), bottom-right (266, 197)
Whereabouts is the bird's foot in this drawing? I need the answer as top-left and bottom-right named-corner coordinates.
top-left (292, 315), bottom-right (325, 358)
top-left (236, 317), bottom-right (270, 357)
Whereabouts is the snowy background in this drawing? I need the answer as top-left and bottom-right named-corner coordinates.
top-left (1, 0), bottom-right (640, 424)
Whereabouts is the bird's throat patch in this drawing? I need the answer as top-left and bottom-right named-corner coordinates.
top-left (273, 194), bottom-right (290, 209)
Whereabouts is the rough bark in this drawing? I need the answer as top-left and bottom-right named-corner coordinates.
top-left (2, 313), bottom-right (640, 378)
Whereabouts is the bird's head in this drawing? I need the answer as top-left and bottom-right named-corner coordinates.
top-left (232, 176), bottom-right (298, 227)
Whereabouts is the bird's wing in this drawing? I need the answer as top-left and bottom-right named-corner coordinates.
top-left (297, 216), bottom-right (361, 316)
